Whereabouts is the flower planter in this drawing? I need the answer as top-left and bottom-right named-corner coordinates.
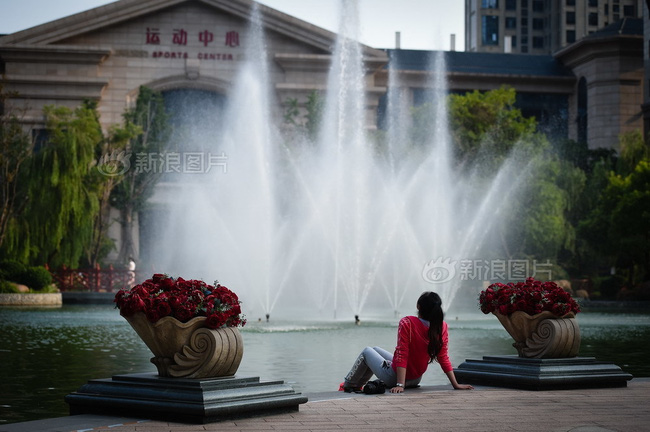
top-left (125, 312), bottom-right (243, 379)
top-left (494, 311), bottom-right (580, 358)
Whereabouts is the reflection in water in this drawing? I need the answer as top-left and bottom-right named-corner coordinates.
top-left (0, 305), bottom-right (648, 425)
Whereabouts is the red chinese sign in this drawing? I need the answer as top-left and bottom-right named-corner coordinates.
top-left (145, 28), bottom-right (239, 48)
top-left (145, 28), bottom-right (240, 61)
top-left (172, 29), bottom-right (188, 46)
top-left (225, 31), bottom-right (239, 47)
top-left (146, 27), bottom-right (160, 44)
top-left (199, 30), bottom-right (214, 47)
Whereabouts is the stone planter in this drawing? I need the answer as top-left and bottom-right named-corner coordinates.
top-left (125, 312), bottom-right (243, 379)
top-left (494, 311), bottom-right (580, 358)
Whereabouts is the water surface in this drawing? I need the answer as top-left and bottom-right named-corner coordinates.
top-left (1, 305), bottom-right (648, 425)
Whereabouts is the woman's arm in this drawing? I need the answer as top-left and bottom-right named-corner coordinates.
top-left (439, 323), bottom-right (473, 390)
top-left (445, 370), bottom-right (474, 390)
top-left (390, 367), bottom-right (407, 393)
top-left (392, 317), bottom-right (411, 369)
top-left (390, 318), bottom-right (411, 393)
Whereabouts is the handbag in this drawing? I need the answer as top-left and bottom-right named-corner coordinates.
top-left (363, 379), bottom-right (386, 394)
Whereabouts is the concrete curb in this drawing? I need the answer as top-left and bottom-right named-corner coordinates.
top-left (0, 293), bottom-right (62, 306)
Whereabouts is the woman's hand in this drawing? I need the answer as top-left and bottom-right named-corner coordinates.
top-left (390, 385), bottom-right (404, 393)
top-left (445, 370), bottom-right (474, 390)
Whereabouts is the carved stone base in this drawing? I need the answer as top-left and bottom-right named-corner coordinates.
top-left (124, 313), bottom-right (243, 379)
top-left (65, 373), bottom-right (308, 424)
top-left (493, 311), bottom-right (580, 358)
top-left (454, 355), bottom-right (633, 390)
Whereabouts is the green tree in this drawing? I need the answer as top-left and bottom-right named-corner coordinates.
top-left (0, 83), bottom-right (33, 253)
top-left (110, 86), bottom-right (170, 264)
top-left (282, 90), bottom-right (324, 141)
top-left (304, 90), bottom-right (324, 139)
top-left (574, 131), bottom-right (649, 285)
top-left (15, 102), bottom-right (104, 267)
top-left (617, 130), bottom-right (649, 176)
top-left (443, 87), bottom-right (586, 272)
top-left (87, 118), bottom-right (140, 267)
top-left (448, 86), bottom-right (539, 170)
top-left (580, 157), bottom-right (650, 285)
top-left (1, 92), bottom-right (137, 267)
top-left (505, 157), bottom-right (586, 262)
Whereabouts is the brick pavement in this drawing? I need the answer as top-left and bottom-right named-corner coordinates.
top-left (4, 379), bottom-right (649, 432)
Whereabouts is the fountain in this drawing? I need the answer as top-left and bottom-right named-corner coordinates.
top-left (153, 0), bottom-right (529, 320)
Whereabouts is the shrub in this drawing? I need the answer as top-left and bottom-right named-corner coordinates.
top-left (594, 275), bottom-right (625, 300)
top-left (18, 266), bottom-right (53, 291)
top-left (0, 280), bottom-right (20, 293)
top-left (0, 259), bottom-right (27, 282)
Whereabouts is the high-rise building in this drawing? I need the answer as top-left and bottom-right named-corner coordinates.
top-left (465, 0), bottom-right (643, 54)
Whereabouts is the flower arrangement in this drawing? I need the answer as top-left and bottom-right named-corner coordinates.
top-left (479, 277), bottom-right (580, 317)
top-left (114, 274), bottom-right (246, 329)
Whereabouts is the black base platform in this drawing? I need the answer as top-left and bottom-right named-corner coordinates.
top-left (65, 373), bottom-right (308, 424)
top-left (454, 356), bottom-right (633, 390)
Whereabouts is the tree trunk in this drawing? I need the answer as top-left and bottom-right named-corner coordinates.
top-left (118, 204), bottom-right (136, 265)
top-left (645, 231), bottom-right (650, 282)
top-left (87, 185), bottom-right (113, 267)
top-left (0, 201), bottom-right (10, 249)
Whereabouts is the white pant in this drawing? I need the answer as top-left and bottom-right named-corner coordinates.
top-left (344, 346), bottom-right (422, 389)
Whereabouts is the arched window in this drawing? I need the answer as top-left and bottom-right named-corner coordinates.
top-left (577, 77), bottom-right (587, 144)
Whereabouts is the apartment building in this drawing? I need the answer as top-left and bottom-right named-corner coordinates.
top-left (466, 0), bottom-right (643, 54)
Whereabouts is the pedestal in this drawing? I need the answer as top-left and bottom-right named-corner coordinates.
top-left (454, 356), bottom-right (633, 390)
top-left (65, 373), bottom-right (308, 424)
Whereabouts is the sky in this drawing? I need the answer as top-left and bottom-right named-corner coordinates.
top-left (0, 0), bottom-right (465, 51)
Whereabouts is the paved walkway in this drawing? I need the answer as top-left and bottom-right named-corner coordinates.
top-left (3, 380), bottom-right (649, 432)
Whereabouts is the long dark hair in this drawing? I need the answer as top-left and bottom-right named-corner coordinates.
top-left (417, 291), bottom-right (444, 364)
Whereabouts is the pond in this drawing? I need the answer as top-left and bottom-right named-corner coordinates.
top-left (1, 304), bottom-right (649, 425)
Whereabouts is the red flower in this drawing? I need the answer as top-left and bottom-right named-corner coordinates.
top-left (478, 277), bottom-right (580, 317)
top-left (154, 298), bottom-right (171, 317)
top-left (205, 313), bottom-right (227, 329)
top-left (145, 308), bottom-right (161, 323)
top-left (175, 306), bottom-right (194, 322)
top-left (114, 274), bottom-right (246, 327)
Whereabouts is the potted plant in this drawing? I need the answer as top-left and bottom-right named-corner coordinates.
top-left (114, 274), bottom-right (246, 378)
top-left (479, 277), bottom-right (581, 358)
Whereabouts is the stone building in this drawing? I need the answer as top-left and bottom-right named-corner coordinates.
top-left (0, 0), bottom-right (644, 150)
top-left (0, 0), bottom-right (387, 135)
top-left (555, 18), bottom-right (644, 149)
top-left (0, 0), bottom-right (646, 261)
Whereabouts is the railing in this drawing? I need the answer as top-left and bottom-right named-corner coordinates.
top-left (49, 265), bottom-right (143, 293)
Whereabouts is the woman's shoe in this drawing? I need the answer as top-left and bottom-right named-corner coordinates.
top-left (339, 382), bottom-right (362, 393)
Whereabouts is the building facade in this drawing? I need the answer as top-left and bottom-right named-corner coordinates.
top-left (466, 0), bottom-right (643, 54)
top-left (0, 0), bottom-right (644, 152)
top-left (0, 0), bottom-right (645, 263)
top-left (0, 0), bottom-right (644, 151)
top-left (556, 18), bottom-right (644, 148)
top-left (0, 0), bottom-right (388, 136)
top-left (1, 0), bottom-right (642, 152)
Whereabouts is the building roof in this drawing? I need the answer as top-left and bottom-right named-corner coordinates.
top-left (384, 49), bottom-right (574, 78)
top-left (554, 17), bottom-right (643, 62)
top-left (582, 17), bottom-right (643, 40)
top-left (0, 0), bottom-right (386, 59)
